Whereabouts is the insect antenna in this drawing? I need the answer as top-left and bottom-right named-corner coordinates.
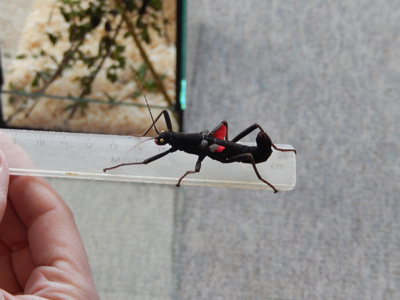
top-left (120, 137), bottom-right (155, 162)
top-left (134, 136), bottom-right (155, 147)
top-left (129, 60), bottom-right (160, 135)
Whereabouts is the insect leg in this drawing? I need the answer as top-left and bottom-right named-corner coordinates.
top-left (232, 124), bottom-right (297, 154)
top-left (271, 143), bottom-right (297, 154)
top-left (103, 148), bottom-right (177, 172)
top-left (176, 155), bottom-right (206, 187)
top-left (225, 153), bottom-right (279, 193)
top-left (133, 109), bottom-right (174, 137)
top-left (231, 123), bottom-right (263, 142)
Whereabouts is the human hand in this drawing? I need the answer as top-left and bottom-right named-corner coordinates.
top-left (0, 149), bottom-right (100, 299)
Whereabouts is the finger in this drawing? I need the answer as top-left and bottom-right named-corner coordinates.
top-left (8, 176), bottom-right (97, 298)
top-left (0, 149), bottom-right (9, 221)
top-left (0, 151), bottom-right (27, 294)
top-left (0, 132), bottom-right (33, 170)
top-left (8, 176), bottom-right (85, 266)
top-left (0, 289), bottom-right (18, 300)
top-left (0, 240), bottom-right (22, 295)
top-left (0, 201), bottom-right (32, 293)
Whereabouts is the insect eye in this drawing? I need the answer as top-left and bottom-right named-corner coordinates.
top-left (160, 138), bottom-right (164, 143)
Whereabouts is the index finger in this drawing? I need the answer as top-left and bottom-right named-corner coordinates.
top-left (9, 176), bottom-right (90, 270)
top-left (8, 176), bottom-right (96, 296)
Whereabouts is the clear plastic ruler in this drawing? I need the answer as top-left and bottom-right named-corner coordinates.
top-left (0, 128), bottom-right (296, 191)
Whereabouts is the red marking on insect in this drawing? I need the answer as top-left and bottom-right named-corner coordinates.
top-left (215, 145), bottom-right (225, 152)
top-left (213, 124), bottom-right (227, 140)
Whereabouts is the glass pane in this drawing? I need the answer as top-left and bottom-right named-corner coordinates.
top-left (0, 0), bottom-right (185, 135)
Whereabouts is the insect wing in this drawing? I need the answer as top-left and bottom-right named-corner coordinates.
top-left (211, 123), bottom-right (227, 140)
top-left (209, 123), bottom-right (227, 153)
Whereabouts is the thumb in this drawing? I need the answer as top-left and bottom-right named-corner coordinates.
top-left (0, 148), bottom-right (10, 221)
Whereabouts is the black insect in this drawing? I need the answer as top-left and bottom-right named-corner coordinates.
top-left (103, 72), bottom-right (297, 193)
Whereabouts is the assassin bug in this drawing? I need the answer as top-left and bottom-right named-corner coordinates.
top-left (103, 70), bottom-right (297, 193)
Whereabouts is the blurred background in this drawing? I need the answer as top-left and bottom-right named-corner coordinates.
top-left (3, 0), bottom-right (400, 299)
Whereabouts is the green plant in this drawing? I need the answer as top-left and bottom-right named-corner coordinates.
top-left (7, 0), bottom-right (172, 122)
